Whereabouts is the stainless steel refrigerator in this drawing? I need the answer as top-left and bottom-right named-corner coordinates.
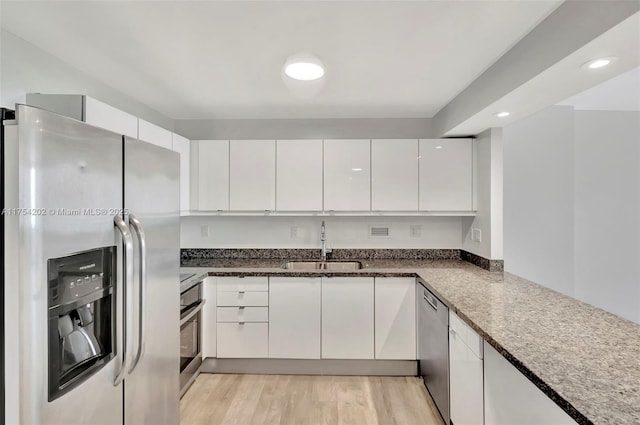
top-left (2, 104), bottom-right (180, 425)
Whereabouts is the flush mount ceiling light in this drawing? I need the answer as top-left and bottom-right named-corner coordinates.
top-left (283, 54), bottom-right (325, 81)
top-left (582, 57), bottom-right (616, 70)
top-left (495, 111), bottom-right (510, 118)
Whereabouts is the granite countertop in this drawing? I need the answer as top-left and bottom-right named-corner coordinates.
top-left (181, 259), bottom-right (640, 425)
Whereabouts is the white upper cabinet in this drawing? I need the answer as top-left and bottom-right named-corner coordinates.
top-left (323, 139), bottom-right (371, 211)
top-left (371, 139), bottom-right (419, 211)
top-left (197, 140), bottom-right (229, 211)
top-left (171, 133), bottom-right (190, 213)
top-left (419, 138), bottom-right (473, 211)
top-left (229, 140), bottom-right (276, 211)
top-left (138, 119), bottom-right (173, 150)
top-left (276, 139), bottom-right (323, 211)
top-left (374, 278), bottom-right (416, 360)
top-left (84, 96), bottom-right (138, 139)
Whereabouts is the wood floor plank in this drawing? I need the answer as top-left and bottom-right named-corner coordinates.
top-left (181, 374), bottom-right (443, 425)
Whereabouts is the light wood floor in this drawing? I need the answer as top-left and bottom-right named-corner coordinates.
top-left (180, 374), bottom-right (444, 425)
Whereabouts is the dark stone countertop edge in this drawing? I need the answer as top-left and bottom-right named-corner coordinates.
top-left (189, 265), bottom-right (590, 424)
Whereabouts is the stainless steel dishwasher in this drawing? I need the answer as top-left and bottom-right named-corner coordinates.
top-left (417, 281), bottom-right (450, 425)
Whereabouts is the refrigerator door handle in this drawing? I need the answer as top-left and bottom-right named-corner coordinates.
top-left (128, 213), bottom-right (147, 373)
top-left (114, 215), bottom-right (135, 386)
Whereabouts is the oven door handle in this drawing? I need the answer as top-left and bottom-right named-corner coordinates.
top-left (113, 214), bottom-right (134, 386)
top-left (128, 213), bottom-right (146, 374)
top-left (180, 300), bottom-right (206, 327)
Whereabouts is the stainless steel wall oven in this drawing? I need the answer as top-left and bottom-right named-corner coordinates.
top-left (179, 282), bottom-right (204, 396)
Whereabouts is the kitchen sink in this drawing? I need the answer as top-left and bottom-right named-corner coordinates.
top-left (281, 261), bottom-right (363, 271)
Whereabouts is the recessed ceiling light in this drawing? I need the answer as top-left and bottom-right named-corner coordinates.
top-left (495, 111), bottom-right (510, 118)
top-left (435, 146), bottom-right (443, 149)
top-left (582, 57), bottom-right (616, 70)
top-left (351, 168), bottom-right (363, 172)
top-left (285, 61), bottom-right (325, 81)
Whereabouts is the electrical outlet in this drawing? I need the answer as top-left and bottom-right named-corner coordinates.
top-left (410, 225), bottom-right (422, 238)
top-left (473, 228), bottom-right (482, 243)
top-left (290, 226), bottom-right (298, 239)
top-left (200, 225), bottom-right (210, 238)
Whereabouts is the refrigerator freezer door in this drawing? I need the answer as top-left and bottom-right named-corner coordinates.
top-left (6, 105), bottom-right (123, 424)
top-left (124, 138), bottom-right (180, 425)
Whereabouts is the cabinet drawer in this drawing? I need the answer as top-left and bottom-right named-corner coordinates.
top-left (217, 277), bottom-right (268, 292)
top-left (217, 323), bottom-right (268, 358)
top-left (217, 291), bottom-right (268, 307)
top-left (217, 307), bottom-right (268, 323)
top-left (450, 312), bottom-right (482, 359)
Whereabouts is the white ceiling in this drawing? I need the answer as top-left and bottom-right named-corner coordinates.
top-left (0, 0), bottom-right (561, 120)
top-left (557, 66), bottom-right (640, 111)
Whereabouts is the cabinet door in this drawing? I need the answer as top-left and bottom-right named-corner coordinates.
top-left (197, 140), bottom-right (229, 211)
top-left (322, 277), bottom-right (374, 359)
top-left (276, 140), bottom-right (323, 211)
top-left (419, 139), bottom-right (473, 211)
top-left (374, 278), bottom-right (416, 359)
top-left (84, 96), bottom-right (138, 138)
top-left (484, 342), bottom-right (577, 425)
top-left (172, 133), bottom-right (190, 213)
top-left (449, 312), bottom-right (483, 425)
top-left (217, 323), bottom-right (269, 358)
top-left (202, 277), bottom-right (217, 358)
top-left (138, 119), bottom-right (173, 150)
top-left (371, 140), bottom-right (419, 211)
top-left (229, 140), bottom-right (276, 210)
top-left (323, 139), bottom-right (371, 211)
top-left (269, 277), bottom-right (321, 359)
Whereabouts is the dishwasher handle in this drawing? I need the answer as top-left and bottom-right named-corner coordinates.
top-left (423, 290), bottom-right (439, 311)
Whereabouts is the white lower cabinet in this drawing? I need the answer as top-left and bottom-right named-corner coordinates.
top-left (374, 278), bottom-right (416, 359)
top-left (449, 311), bottom-right (484, 425)
top-left (484, 341), bottom-right (577, 425)
top-left (217, 323), bottom-right (269, 358)
top-left (216, 276), bottom-right (269, 358)
top-left (269, 277), bottom-right (321, 359)
top-left (322, 277), bottom-right (374, 359)
top-left (202, 277), bottom-right (217, 358)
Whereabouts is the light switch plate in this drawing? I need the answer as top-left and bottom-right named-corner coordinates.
top-left (290, 226), bottom-right (298, 239)
top-left (410, 225), bottom-right (422, 238)
top-left (200, 225), bottom-right (210, 237)
top-left (473, 228), bottom-right (482, 242)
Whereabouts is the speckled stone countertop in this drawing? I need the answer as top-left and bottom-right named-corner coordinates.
top-left (181, 259), bottom-right (640, 425)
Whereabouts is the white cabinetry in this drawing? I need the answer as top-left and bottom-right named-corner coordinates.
top-left (276, 139), bottom-right (323, 211)
top-left (374, 278), bottom-right (416, 360)
top-left (84, 96), bottom-right (138, 138)
top-left (371, 140), bottom-right (419, 211)
top-left (197, 140), bottom-right (229, 211)
top-left (484, 341), bottom-right (577, 425)
top-left (202, 277), bottom-right (217, 358)
top-left (323, 139), bottom-right (371, 211)
top-left (269, 277), bottom-right (321, 359)
top-left (229, 140), bottom-right (276, 211)
top-left (419, 138), bottom-right (473, 211)
top-left (171, 133), bottom-right (190, 213)
top-left (138, 119), bottom-right (173, 150)
top-left (449, 312), bottom-right (484, 425)
top-left (321, 277), bottom-right (374, 359)
top-left (216, 277), bottom-right (269, 358)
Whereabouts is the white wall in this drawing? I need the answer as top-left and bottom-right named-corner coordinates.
top-left (0, 29), bottom-right (173, 130)
top-left (462, 128), bottom-right (503, 259)
top-left (181, 216), bottom-right (464, 249)
top-left (503, 105), bottom-right (576, 297)
top-left (504, 105), bottom-right (640, 323)
top-left (573, 110), bottom-right (640, 323)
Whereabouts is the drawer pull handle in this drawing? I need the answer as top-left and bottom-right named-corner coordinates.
top-left (238, 306), bottom-right (245, 310)
top-left (238, 321), bottom-right (245, 325)
top-left (238, 291), bottom-right (245, 294)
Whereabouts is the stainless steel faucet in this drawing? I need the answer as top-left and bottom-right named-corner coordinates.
top-left (320, 220), bottom-right (332, 261)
